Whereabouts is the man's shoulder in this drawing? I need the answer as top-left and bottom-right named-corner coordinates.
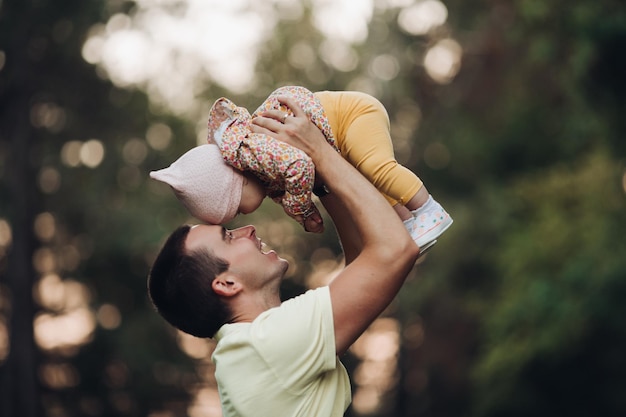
top-left (216, 286), bottom-right (331, 342)
top-left (257, 286), bottom-right (331, 325)
top-left (256, 286), bottom-right (331, 334)
top-left (279, 286), bottom-right (330, 308)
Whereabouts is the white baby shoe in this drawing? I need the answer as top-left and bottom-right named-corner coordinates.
top-left (403, 195), bottom-right (453, 250)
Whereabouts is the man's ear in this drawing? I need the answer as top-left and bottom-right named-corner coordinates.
top-left (211, 273), bottom-right (243, 297)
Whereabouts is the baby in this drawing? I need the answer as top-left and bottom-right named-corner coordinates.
top-left (150, 86), bottom-right (452, 248)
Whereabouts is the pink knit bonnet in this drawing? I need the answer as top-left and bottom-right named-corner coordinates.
top-left (149, 144), bottom-right (243, 224)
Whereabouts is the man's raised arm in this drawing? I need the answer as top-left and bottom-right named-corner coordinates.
top-left (252, 98), bottom-right (420, 355)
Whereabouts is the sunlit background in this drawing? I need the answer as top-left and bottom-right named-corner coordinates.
top-left (1, 0), bottom-right (626, 416)
top-left (82, 0), bottom-right (459, 116)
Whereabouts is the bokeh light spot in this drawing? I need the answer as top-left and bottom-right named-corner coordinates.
top-left (80, 139), bottom-right (105, 168)
top-left (61, 141), bottom-right (83, 167)
top-left (38, 167), bottom-right (61, 194)
top-left (370, 54), bottom-right (400, 81)
top-left (350, 318), bottom-right (400, 414)
top-left (122, 138), bottom-right (148, 165)
top-left (424, 38), bottom-right (462, 84)
top-left (30, 102), bottom-right (66, 133)
top-left (34, 307), bottom-right (96, 351)
top-left (34, 212), bottom-right (56, 242)
top-left (0, 219), bottom-right (13, 248)
top-left (398, 0), bottom-right (448, 36)
top-left (81, 33), bottom-right (104, 64)
top-left (97, 304), bottom-right (122, 330)
top-left (177, 331), bottom-right (214, 359)
top-left (35, 274), bottom-right (66, 311)
top-left (0, 306), bottom-right (8, 362)
top-left (319, 40), bottom-right (359, 72)
top-left (146, 123), bottom-right (173, 151)
top-left (288, 42), bottom-right (317, 70)
top-left (39, 362), bottom-right (80, 389)
top-left (33, 247), bottom-right (56, 274)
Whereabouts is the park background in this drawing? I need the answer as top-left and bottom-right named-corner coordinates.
top-left (1, 0), bottom-right (625, 416)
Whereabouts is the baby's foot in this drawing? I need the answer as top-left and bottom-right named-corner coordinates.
top-left (404, 196), bottom-right (453, 248)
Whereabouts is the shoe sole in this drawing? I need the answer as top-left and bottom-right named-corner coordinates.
top-left (419, 239), bottom-right (437, 256)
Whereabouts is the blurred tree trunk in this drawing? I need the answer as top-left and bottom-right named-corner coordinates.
top-left (0, 101), bottom-right (40, 417)
top-left (0, 1), bottom-right (42, 416)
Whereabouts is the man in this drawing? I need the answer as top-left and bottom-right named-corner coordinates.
top-left (148, 97), bottom-right (421, 416)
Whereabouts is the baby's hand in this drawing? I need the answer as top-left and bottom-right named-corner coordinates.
top-left (287, 207), bottom-right (325, 233)
top-left (304, 212), bottom-right (324, 233)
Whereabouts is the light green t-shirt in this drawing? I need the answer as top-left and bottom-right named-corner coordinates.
top-left (212, 286), bottom-right (351, 417)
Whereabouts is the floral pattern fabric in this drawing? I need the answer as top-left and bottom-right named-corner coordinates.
top-left (207, 86), bottom-right (339, 225)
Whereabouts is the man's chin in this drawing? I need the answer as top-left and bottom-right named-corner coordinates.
top-left (278, 257), bottom-right (289, 275)
top-left (263, 249), bottom-right (289, 269)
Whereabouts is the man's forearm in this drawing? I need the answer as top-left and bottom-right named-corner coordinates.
top-left (317, 192), bottom-right (362, 264)
top-left (311, 144), bottom-right (408, 254)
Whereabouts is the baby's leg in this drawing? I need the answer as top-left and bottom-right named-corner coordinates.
top-left (393, 204), bottom-right (412, 221)
top-left (339, 92), bottom-right (452, 247)
top-left (405, 185), bottom-right (430, 211)
top-left (338, 92), bottom-right (423, 209)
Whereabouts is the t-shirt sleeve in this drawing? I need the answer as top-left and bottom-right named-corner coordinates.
top-left (248, 286), bottom-right (336, 391)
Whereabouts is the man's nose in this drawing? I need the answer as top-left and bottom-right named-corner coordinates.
top-left (231, 225), bottom-right (256, 239)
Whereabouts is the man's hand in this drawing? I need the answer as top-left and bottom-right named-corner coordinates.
top-left (251, 97), bottom-right (328, 159)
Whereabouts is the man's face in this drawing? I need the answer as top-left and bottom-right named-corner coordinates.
top-left (185, 224), bottom-right (288, 288)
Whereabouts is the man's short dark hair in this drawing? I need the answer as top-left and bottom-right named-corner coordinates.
top-left (148, 225), bottom-right (231, 338)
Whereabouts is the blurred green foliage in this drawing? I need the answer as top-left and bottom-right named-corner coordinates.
top-left (0, 0), bottom-right (625, 416)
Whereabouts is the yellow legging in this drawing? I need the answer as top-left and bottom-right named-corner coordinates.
top-left (315, 91), bottom-right (422, 206)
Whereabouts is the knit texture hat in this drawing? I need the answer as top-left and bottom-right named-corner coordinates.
top-left (149, 144), bottom-right (243, 224)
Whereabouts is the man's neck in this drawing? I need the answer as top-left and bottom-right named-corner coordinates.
top-left (228, 290), bottom-right (282, 324)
